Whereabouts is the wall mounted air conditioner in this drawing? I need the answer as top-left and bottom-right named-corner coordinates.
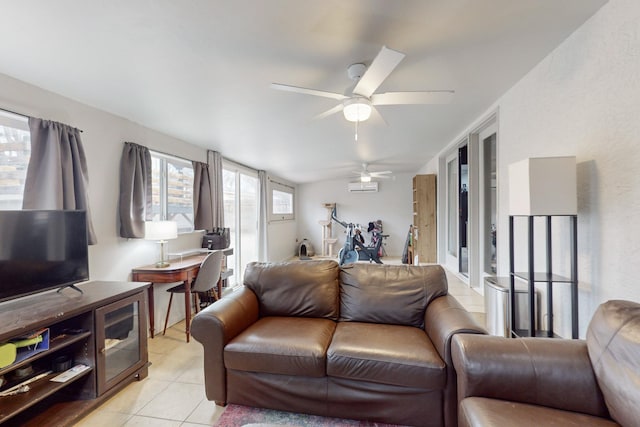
top-left (348, 181), bottom-right (378, 193)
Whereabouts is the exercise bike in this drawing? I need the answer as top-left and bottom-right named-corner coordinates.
top-left (331, 207), bottom-right (387, 266)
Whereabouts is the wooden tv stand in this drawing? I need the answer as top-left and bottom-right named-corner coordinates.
top-left (0, 281), bottom-right (150, 426)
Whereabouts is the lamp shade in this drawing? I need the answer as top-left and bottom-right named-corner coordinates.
top-left (508, 156), bottom-right (577, 215)
top-left (144, 221), bottom-right (178, 240)
top-left (343, 98), bottom-right (372, 122)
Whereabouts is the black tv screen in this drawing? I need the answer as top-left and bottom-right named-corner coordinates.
top-left (0, 210), bottom-right (89, 302)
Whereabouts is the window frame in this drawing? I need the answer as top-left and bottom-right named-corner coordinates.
top-left (149, 150), bottom-right (195, 234)
top-left (269, 179), bottom-right (295, 222)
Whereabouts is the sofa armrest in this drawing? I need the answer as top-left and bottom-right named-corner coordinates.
top-left (452, 334), bottom-right (610, 418)
top-left (425, 295), bottom-right (487, 361)
top-left (191, 286), bottom-right (259, 404)
top-left (424, 294), bottom-right (486, 427)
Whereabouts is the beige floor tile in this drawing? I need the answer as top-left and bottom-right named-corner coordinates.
top-left (185, 400), bottom-right (225, 425)
top-left (100, 378), bottom-right (173, 414)
top-left (174, 355), bottom-right (206, 385)
top-left (73, 408), bottom-right (132, 426)
top-left (123, 415), bottom-right (183, 426)
top-left (136, 382), bottom-right (206, 421)
top-left (149, 350), bottom-right (198, 382)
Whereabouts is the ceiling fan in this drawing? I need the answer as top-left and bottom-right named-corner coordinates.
top-left (271, 45), bottom-right (454, 124)
top-left (353, 163), bottom-right (393, 182)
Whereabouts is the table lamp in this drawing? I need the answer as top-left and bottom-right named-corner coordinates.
top-left (144, 221), bottom-right (178, 267)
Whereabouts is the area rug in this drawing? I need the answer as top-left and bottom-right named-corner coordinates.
top-left (214, 404), bottom-right (404, 427)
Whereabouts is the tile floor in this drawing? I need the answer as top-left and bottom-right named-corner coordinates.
top-left (73, 264), bottom-right (485, 427)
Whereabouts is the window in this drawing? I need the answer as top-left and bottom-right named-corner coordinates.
top-left (150, 151), bottom-right (194, 233)
top-left (270, 180), bottom-right (295, 221)
top-left (0, 112), bottom-right (30, 210)
top-left (223, 162), bottom-right (259, 286)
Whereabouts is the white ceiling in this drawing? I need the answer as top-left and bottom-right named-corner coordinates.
top-left (0, 0), bottom-right (607, 183)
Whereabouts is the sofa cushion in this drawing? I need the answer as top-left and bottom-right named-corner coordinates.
top-left (459, 397), bottom-right (620, 427)
top-left (339, 264), bottom-right (448, 327)
top-left (244, 260), bottom-right (340, 320)
top-left (224, 316), bottom-right (336, 377)
top-left (587, 300), bottom-right (640, 427)
top-left (327, 322), bottom-right (446, 389)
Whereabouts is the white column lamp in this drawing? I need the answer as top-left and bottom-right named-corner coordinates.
top-left (145, 221), bottom-right (178, 267)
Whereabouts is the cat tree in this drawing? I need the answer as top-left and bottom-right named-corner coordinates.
top-left (319, 203), bottom-right (338, 257)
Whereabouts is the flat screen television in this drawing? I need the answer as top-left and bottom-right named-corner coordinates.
top-left (0, 210), bottom-right (89, 303)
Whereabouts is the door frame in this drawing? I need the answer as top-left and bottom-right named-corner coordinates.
top-left (438, 111), bottom-right (499, 290)
top-left (467, 113), bottom-right (498, 293)
top-left (442, 142), bottom-right (466, 273)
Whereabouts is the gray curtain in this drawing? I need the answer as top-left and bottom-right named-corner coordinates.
top-left (23, 117), bottom-right (97, 244)
top-left (193, 161), bottom-right (214, 231)
top-left (258, 170), bottom-right (269, 261)
top-left (207, 150), bottom-right (224, 228)
top-left (118, 142), bottom-right (152, 238)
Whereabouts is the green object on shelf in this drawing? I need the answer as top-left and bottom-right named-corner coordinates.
top-left (0, 343), bottom-right (17, 368)
top-left (12, 335), bottom-right (43, 349)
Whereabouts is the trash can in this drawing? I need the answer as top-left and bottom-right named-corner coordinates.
top-left (484, 276), bottom-right (540, 337)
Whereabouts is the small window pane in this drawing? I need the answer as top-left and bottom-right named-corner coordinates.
top-left (166, 158), bottom-right (194, 233)
top-left (272, 189), bottom-right (293, 215)
top-left (0, 118), bottom-right (30, 210)
top-left (150, 152), bottom-right (194, 233)
top-left (151, 156), bottom-right (161, 221)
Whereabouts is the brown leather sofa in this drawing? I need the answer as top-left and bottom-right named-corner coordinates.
top-left (191, 260), bottom-right (485, 427)
top-left (452, 299), bottom-right (640, 427)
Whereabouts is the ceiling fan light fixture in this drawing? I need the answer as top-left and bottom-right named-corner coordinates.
top-left (360, 174), bottom-right (372, 183)
top-left (343, 98), bottom-right (372, 122)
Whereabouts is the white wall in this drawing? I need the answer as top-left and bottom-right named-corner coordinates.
top-left (268, 219), bottom-right (298, 261)
top-left (426, 0), bottom-right (640, 337)
top-left (0, 72), bottom-right (297, 332)
top-left (297, 173), bottom-right (413, 259)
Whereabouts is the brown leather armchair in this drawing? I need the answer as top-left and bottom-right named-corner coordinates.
top-left (452, 300), bottom-right (640, 427)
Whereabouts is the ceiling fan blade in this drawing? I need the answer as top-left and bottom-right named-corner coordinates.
top-left (371, 171), bottom-right (393, 176)
top-left (370, 106), bottom-right (388, 126)
top-left (352, 46), bottom-right (405, 98)
top-left (313, 104), bottom-right (344, 120)
top-left (271, 83), bottom-right (347, 101)
top-left (371, 90), bottom-right (455, 105)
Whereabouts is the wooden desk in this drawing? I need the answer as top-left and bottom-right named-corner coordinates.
top-left (132, 254), bottom-right (207, 342)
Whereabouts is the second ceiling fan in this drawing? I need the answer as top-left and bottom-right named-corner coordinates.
top-left (271, 45), bottom-right (454, 124)
top-left (353, 163), bottom-right (393, 182)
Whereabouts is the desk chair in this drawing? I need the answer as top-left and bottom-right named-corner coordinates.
top-left (162, 250), bottom-right (224, 337)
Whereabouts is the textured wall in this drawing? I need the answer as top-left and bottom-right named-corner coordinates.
top-left (497, 0), bottom-right (640, 336)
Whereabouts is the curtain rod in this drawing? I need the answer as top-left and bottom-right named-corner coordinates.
top-left (269, 177), bottom-right (295, 189)
top-left (221, 155), bottom-right (257, 173)
top-left (0, 107), bottom-right (83, 133)
top-left (148, 147), bottom-right (198, 164)
top-left (0, 107), bottom-right (28, 119)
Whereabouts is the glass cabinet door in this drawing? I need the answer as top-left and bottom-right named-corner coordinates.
top-left (95, 292), bottom-right (148, 396)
